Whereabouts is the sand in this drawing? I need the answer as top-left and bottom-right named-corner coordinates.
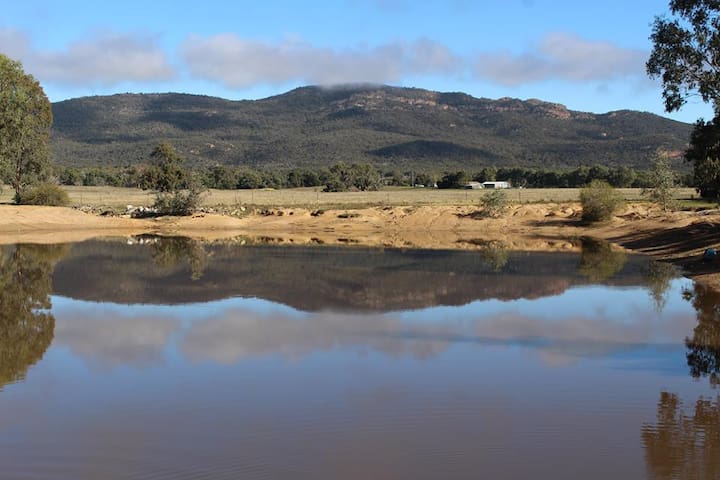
top-left (0, 202), bottom-right (718, 289)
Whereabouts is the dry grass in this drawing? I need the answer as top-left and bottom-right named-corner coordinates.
top-left (0, 185), bottom-right (699, 208)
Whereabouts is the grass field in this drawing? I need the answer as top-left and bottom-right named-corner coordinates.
top-left (0, 185), bottom-right (701, 209)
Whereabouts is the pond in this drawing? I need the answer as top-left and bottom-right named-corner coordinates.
top-left (0, 237), bottom-right (718, 479)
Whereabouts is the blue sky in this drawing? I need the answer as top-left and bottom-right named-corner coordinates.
top-left (1, 0), bottom-right (712, 122)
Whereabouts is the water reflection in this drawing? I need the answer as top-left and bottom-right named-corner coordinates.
top-left (455, 239), bottom-right (510, 272)
top-left (644, 261), bottom-right (680, 313)
top-left (146, 235), bottom-right (208, 281)
top-left (1, 239), bottom-right (718, 479)
top-left (51, 237), bottom-right (655, 310)
top-left (49, 281), bottom-right (698, 371)
top-left (642, 392), bottom-right (720, 480)
top-left (684, 283), bottom-right (720, 386)
top-left (579, 237), bottom-right (627, 282)
top-left (0, 244), bottom-right (67, 388)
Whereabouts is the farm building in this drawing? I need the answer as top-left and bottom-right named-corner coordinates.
top-left (482, 181), bottom-right (511, 189)
top-left (463, 181), bottom-right (484, 189)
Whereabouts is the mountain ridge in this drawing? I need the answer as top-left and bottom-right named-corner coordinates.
top-left (50, 84), bottom-right (692, 170)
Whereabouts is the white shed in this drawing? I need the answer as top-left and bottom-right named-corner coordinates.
top-left (482, 181), bottom-right (511, 189)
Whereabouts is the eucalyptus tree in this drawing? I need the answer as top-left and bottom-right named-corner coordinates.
top-left (0, 54), bottom-right (53, 199)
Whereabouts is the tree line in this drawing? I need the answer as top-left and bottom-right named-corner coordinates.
top-left (52, 162), bottom-right (693, 191)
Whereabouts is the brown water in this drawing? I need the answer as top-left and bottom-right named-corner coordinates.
top-left (0, 238), bottom-right (718, 479)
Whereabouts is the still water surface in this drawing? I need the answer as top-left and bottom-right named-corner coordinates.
top-left (0, 238), bottom-right (718, 479)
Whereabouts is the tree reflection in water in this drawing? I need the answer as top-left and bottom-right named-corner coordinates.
top-left (643, 260), bottom-right (680, 313)
top-left (578, 237), bottom-right (627, 282)
top-left (0, 244), bottom-right (67, 389)
top-left (683, 283), bottom-right (720, 387)
top-left (642, 391), bottom-right (720, 480)
top-left (146, 236), bottom-right (208, 281)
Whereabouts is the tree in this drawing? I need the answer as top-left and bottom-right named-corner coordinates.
top-left (647, 1), bottom-right (720, 198)
top-left (0, 54), bottom-right (53, 199)
top-left (142, 142), bottom-right (203, 216)
top-left (647, 1), bottom-right (720, 113)
top-left (685, 117), bottom-right (720, 198)
top-left (437, 171), bottom-right (468, 189)
top-left (350, 163), bottom-right (381, 191)
top-left (642, 152), bottom-right (678, 210)
top-left (146, 142), bottom-right (188, 193)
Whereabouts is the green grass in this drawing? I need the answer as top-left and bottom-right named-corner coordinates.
top-left (0, 185), bottom-right (700, 209)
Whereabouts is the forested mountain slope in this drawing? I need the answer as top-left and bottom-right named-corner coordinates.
top-left (51, 85), bottom-right (692, 170)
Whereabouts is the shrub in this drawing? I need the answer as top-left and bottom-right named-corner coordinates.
top-left (480, 189), bottom-right (510, 218)
top-left (580, 180), bottom-right (624, 222)
top-left (15, 183), bottom-right (69, 206)
top-left (153, 189), bottom-right (202, 216)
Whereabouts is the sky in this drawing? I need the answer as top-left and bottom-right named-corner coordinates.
top-left (1, 0), bottom-right (713, 123)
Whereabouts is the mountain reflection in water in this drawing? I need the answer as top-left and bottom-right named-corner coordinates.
top-left (50, 236), bottom-right (654, 310)
top-left (0, 237), bottom-right (718, 480)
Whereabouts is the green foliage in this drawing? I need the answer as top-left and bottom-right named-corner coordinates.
top-left (0, 54), bottom-right (53, 198)
top-left (479, 189), bottom-right (510, 218)
top-left (580, 180), bottom-right (624, 222)
top-left (144, 142), bottom-right (188, 193)
top-left (642, 153), bottom-right (678, 210)
top-left (647, 1), bottom-right (720, 114)
top-left (15, 182), bottom-right (69, 206)
top-left (153, 189), bottom-right (202, 216)
top-left (648, 2), bottom-right (720, 199)
top-left (143, 142), bottom-right (203, 216)
top-left (686, 117), bottom-right (720, 198)
top-left (437, 171), bottom-right (468, 189)
top-left (322, 162), bottom-right (381, 192)
top-left (44, 162), bottom-right (694, 192)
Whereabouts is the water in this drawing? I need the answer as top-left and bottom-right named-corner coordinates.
top-left (0, 238), bottom-right (718, 479)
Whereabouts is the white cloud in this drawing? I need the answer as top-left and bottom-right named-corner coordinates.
top-left (0, 27), bottom-right (650, 94)
top-left (180, 34), bottom-right (461, 88)
top-left (475, 32), bottom-right (647, 86)
top-left (0, 27), bottom-right (176, 86)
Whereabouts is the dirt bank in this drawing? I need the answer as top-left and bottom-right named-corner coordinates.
top-left (0, 203), bottom-right (718, 287)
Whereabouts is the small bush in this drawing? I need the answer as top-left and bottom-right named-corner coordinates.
top-left (580, 180), bottom-right (624, 222)
top-left (153, 190), bottom-right (201, 216)
top-left (15, 183), bottom-right (70, 206)
top-left (480, 189), bottom-right (510, 218)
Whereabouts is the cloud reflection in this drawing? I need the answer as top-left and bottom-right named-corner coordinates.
top-left (52, 290), bottom-right (697, 370)
top-left (54, 313), bottom-right (181, 369)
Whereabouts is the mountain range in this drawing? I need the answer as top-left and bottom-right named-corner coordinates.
top-left (50, 85), bottom-right (693, 171)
